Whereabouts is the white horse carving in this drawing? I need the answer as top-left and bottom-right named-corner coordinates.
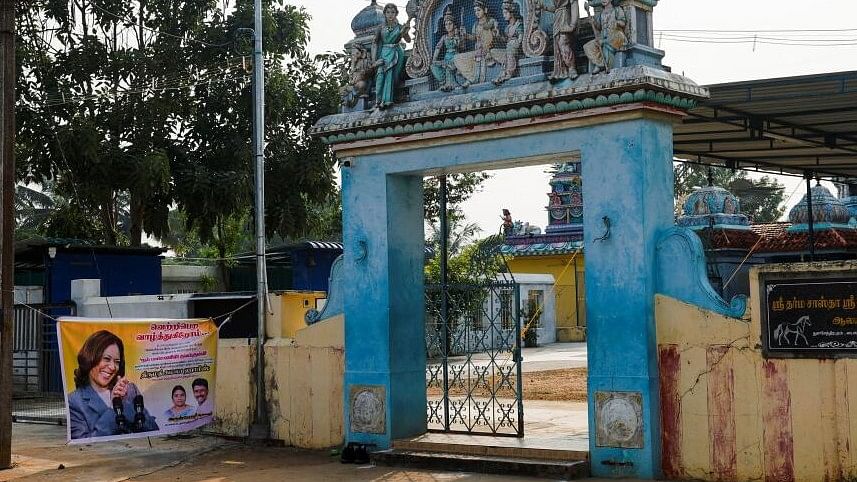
top-left (774, 315), bottom-right (811, 346)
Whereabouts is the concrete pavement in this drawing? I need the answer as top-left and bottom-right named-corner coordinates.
top-left (2, 423), bottom-right (651, 481)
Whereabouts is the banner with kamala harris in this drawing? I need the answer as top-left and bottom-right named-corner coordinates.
top-left (57, 318), bottom-right (218, 443)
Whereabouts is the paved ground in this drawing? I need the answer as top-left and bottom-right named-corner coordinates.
top-left (1, 423), bottom-right (648, 481)
top-left (3, 343), bottom-right (601, 481)
top-left (519, 343), bottom-right (587, 372)
top-left (440, 343), bottom-right (588, 374)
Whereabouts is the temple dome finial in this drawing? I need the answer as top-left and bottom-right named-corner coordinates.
top-left (351, 0), bottom-right (385, 37)
top-left (788, 184), bottom-right (850, 226)
top-left (677, 185), bottom-right (750, 230)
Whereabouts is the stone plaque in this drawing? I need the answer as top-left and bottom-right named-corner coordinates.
top-left (595, 391), bottom-right (643, 448)
top-left (349, 385), bottom-right (386, 434)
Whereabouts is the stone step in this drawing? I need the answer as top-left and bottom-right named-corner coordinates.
top-left (393, 438), bottom-right (589, 462)
top-left (371, 449), bottom-right (590, 480)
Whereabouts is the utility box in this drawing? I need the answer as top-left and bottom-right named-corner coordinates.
top-left (266, 290), bottom-right (327, 339)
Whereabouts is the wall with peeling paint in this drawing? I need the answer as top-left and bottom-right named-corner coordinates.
top-left (657, 260), bottom-right (857, 482)
top-left (208, 317), bottom-right (345, 449)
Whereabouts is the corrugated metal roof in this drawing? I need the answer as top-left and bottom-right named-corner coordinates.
top-left (675, 70), bottom-right (857, 181)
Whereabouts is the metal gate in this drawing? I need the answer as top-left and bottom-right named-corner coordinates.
top-left (424, 175), bottom-right (524, 437)
top-left (12, 303), bottom-right (75, 424)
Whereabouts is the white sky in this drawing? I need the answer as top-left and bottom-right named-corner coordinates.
top-left (293, 0), bottom-right (857, 234)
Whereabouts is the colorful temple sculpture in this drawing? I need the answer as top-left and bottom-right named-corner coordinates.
top-left (313, 0), bottom-right (715, 477)
top-left (502, 162), bottom-right (587, 342)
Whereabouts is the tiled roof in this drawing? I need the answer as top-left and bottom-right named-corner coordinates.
top-left (750, 222), bottom-right (857, 253)
top-left (699, 228), bottom-right (761, 250)
top-left (750, 222), bottom-right (790, 240)
top-left (696, 222), bottom-right (857, 253)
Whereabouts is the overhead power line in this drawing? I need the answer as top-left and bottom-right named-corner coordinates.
top-left (654, 29), bottom-right (857, 47)
top-left (656, 28), bottom-right (857, 33)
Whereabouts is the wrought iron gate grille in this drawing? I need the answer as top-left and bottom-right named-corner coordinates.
top-left (12, 303), bottom-right (75, 424)
top-left (425, 281), bottom-right (524, 437)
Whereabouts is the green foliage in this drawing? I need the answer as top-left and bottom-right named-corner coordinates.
top-left (17, 0), bottom-right (342, 248)
top-left (423, 173), bottom-right (492, 224)
top-left (198, 274), bottom-right (218, 293)
top-left (674, 164), bottom-right (786, 223)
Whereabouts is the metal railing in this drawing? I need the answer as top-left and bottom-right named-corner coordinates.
top-left (12, 303), bottom-right (75, 424)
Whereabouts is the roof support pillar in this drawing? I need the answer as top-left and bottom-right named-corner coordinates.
top-left (805, 172), bottom-right (816, 261)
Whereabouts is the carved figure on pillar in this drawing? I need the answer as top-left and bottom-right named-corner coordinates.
top-left (342, 44), bottom-right (375, 108)
top-left (372, 3), bottom-right (412, 109)
top-left (457, 0), bottom-right (499, 84)
top-left (584, 0), bottom-right (628, 74)
top-left (539, 0), bottom-right (580, 80)
top-left (431, 9), bottom-right (470, 91)
top-left (492, 0), bottom-right (525, 85)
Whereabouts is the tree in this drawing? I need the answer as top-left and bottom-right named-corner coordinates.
top-left (423, 173), bottom-right (491, 224)
top-left (16, 0), bottom-right (195, 245)
top-left (17, 1), bottom-right (341, 248)
top-left (674, 164), bottom-right (786, 223)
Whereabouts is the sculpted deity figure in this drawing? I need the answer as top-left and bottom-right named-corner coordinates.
top-left (431, 9), bottom-right (470, 91)
top-left (584, 0), bottom-right (628, 74)
top-left (372, 3), bottom-right (412, 109)
top-left (502, 208), bottom-right (513, 235)
top-left (492, 0), bottom-right (525, 85)
top-left (341, 44), bottom-right (375, 107)
top-left (457, 0), bottom-right (499, 84)
top-left (539, 0), bottom-right (580, 80)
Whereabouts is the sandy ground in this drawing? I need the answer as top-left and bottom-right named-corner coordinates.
top-left (428, 368), bottom-right (588, 402)
top-left (2, 423), bottom-right (644, 482)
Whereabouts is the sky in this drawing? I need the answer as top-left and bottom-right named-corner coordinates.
top-left (293, 0), bottom-right (857, 235)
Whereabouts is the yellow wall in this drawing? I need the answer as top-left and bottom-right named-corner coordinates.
top-left (507, 254), bottom-right (586, 341)
top-left (211, 316), bottom-right (345, 449)
top-left (209, 339), bottom-right (256, 437)
top-left (656, 260), bottom-right (857, 482)
top-left (266, 291), bottom-right (328, 339)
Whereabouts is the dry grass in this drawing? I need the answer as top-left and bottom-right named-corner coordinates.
top-left (427, 368), bottom-right (588, 402)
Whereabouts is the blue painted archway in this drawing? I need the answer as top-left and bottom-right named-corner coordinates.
top-left (311, 1), bottom-right (746, 477)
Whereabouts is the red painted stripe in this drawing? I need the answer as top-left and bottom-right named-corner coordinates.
top-left (762, 360), bottom-right (796, 482)
top-left (707, 345), bottom-right (737, 481)
top-left (659, 344), bottom-right (683, 479)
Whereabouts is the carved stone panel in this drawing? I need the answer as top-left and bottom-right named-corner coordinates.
top-left (595, 391), bottom-right (643, 448)
top-left (350, 385), bottom-right (387, 434)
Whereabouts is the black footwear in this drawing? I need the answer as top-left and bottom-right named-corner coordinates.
top-left (340, 443), bottom-right (356, 464)
top-left (354, 444), bottom-right (370, 465)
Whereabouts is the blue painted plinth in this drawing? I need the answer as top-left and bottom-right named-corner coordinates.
top-left (581, 120), bottom-right (673, 479)
top-left (341, 170), bottom-right (427, 448)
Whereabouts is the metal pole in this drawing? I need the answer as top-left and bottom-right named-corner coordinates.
top-left (515, 282), bottom-right (524, 437)
top-left (251, 0), bottom-right (268, 437)
top-left (805, 174), bottom-right (816, 262)
top-left (439, 176), bottom-right (450, 431)
top-left (0, 0), bottom-right (14, 468)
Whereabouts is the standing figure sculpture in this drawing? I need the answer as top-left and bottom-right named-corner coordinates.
top-left (540, 0), bottom-right (580, 80)
top-left (584, 0), bottom-right (628, 74)
top-left (458, 0), bottom-right (499, 84)
top-left (373, 3), bottom-right (412, 109)
top-left (493, 0), bottom-right (525, 85)
top-left (431, 9), bottom-right (469, 91)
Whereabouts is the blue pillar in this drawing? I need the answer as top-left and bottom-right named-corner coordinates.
top-left (341, 163), bottom-right (427, 449)
top-left (581, 119), bottom-right (673, 479)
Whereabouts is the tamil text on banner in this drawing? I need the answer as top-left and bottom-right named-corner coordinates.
top-left (57, 318), bottom-right (218, 443)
